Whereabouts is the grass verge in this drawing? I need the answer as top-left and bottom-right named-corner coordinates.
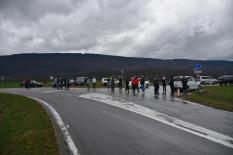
top-left (0, 93), bottom-right (59, 155)
top-left (184, 86), bottom-right (233, 112)
top-left (0, 82), bottom-right (21, 88)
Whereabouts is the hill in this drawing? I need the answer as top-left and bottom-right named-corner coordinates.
top-left (0, 53), bottom-right (232, 80)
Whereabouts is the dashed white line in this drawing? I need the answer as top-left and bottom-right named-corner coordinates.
top-left (79, 93), bottom-right (233, 149)
top-left (30, 97), bottom-right (80, 155)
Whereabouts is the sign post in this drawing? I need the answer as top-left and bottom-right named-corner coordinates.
top-left (121, 69), bottom-right (124, 79)
top-left (194, 64), bottom-right (202, 79)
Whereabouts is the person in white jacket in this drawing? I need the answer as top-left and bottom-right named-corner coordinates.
top-left (92, 76), bottom-right (97, 89)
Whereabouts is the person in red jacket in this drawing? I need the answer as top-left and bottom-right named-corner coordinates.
top-left (132, 76), bottom-right (139, 94)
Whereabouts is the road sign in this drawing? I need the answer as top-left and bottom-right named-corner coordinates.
top-left (194, 64), bottom-right (202, 69)
top-left (194, 64), bottom-right (202, 74)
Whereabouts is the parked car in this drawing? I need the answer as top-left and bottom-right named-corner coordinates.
top-left (21, 80), bottom-right (42, 88)
top-left (174, 76), bottom-right (200, 91)
top-left (102, 77), bottom-right (119, 86)
top-left (198, 76), bottom-right (218, 85)
top-left (30, 80), bottom-right (43, 87)
top-left (76, 77), bottom-right (88, 86)
top-left (218, 75), bottom-right (233, 85)
top-left (69, 79), bottom-right (75, 86)
top-left (102, 78), bottom-right (109, 86)
top-left (129, 78), bottom-right (150, 88)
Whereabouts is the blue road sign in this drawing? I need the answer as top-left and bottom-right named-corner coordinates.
top-left (194, 64), bottom-right (202, 69)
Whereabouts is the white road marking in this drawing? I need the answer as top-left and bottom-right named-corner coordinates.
top-left (41, 90), bottom-right (61, 93)
top-left (79, 93), bottom-right (233, 149)
top-left (30, 97), bottom-right (80, 155)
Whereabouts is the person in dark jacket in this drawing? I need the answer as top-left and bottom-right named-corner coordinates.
top-left (111, 77), bottom-right (115, 92)
top-left (153, 77), bottom-right (159, 95)
top-left (64, 77), bottom-right (67, 90)
top-left (118, 76), bottom-right (123, 91)
top-left (66, 78), bottom-right (70, 90)
top-left (107, 77), bottom-right (111, 88)
top-left (162, 75), bottom-right (166, 94)
top-left (182, 76), bottom-right (188, 95)
top-left (140, 76), bottom-right (145, 93)
top-left (125, 76), bottom-right (130, 93)
top-left (169, 76), bottom-right (174, 96)
top-left (87, 77), bottom-right (91, 91)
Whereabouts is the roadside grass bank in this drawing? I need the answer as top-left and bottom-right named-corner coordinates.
top-left (183, 86), bottom-right (233, 112)
top-left (0, 82), bottom-right (21, 88)
top-left (0, 93), bottom-right (59, 155)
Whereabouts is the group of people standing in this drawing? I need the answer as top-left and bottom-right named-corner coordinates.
top-left (53, 75), bottom-right (189, 96)
top-left (110, 75), bottom-right (189, 96)
top-left (53, 77), bottom-right (70, 90)
top-left (153, 75), bottom-right (175, 96)
top-left (107, 76), bottom-right (146, 94)
top-left (153, 75), bottom-right (188, 96)
top-left (86, 76), bottom-right (97, 90)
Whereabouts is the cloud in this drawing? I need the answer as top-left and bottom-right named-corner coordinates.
top-left (0, 0), bottom-right (232, 60)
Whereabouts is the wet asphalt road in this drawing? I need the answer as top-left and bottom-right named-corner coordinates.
top-left (0, 87), bottom-right (233, 155)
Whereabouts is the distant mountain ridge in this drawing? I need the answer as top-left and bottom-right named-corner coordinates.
top-left (0, 53), bottom-right (232, 80)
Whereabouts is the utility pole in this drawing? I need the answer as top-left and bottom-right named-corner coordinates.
top-left (121, 69), bottom-right (124, 79)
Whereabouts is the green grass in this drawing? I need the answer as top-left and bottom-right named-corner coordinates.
top-left (0, 82), bottom-right (21, 88)
top-left (0, 93), bottom-right (59, 155)
top-left (184, 86), bottom-right (233, 112)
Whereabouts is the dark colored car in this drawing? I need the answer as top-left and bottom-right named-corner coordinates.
top-left (21, 80), bottom-right (43, 88)
top-left (218, 75), bottom-right (233, 85)
top-left (30, 80), bottom-right (43, 87)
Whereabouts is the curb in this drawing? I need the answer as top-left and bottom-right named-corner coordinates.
top-left (30, 97), bottom-right (80, 155)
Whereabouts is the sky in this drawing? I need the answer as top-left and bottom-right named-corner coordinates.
top-left (0, 0), bottom-right (233, 60)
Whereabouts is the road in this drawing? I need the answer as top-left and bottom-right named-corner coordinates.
top-left (1, 87), bottom-right (233, 155)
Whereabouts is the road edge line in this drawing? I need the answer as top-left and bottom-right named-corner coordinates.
top-left (30, 97), bottom-right (80, 155)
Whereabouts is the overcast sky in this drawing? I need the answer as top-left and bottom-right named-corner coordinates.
top-left (0, 0), bottom-right (232, 60)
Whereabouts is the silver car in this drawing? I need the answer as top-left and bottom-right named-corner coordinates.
top-left (174, 76), bottom-right (200, 90)
top-left (199, 76), bottom-right (218, 85)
